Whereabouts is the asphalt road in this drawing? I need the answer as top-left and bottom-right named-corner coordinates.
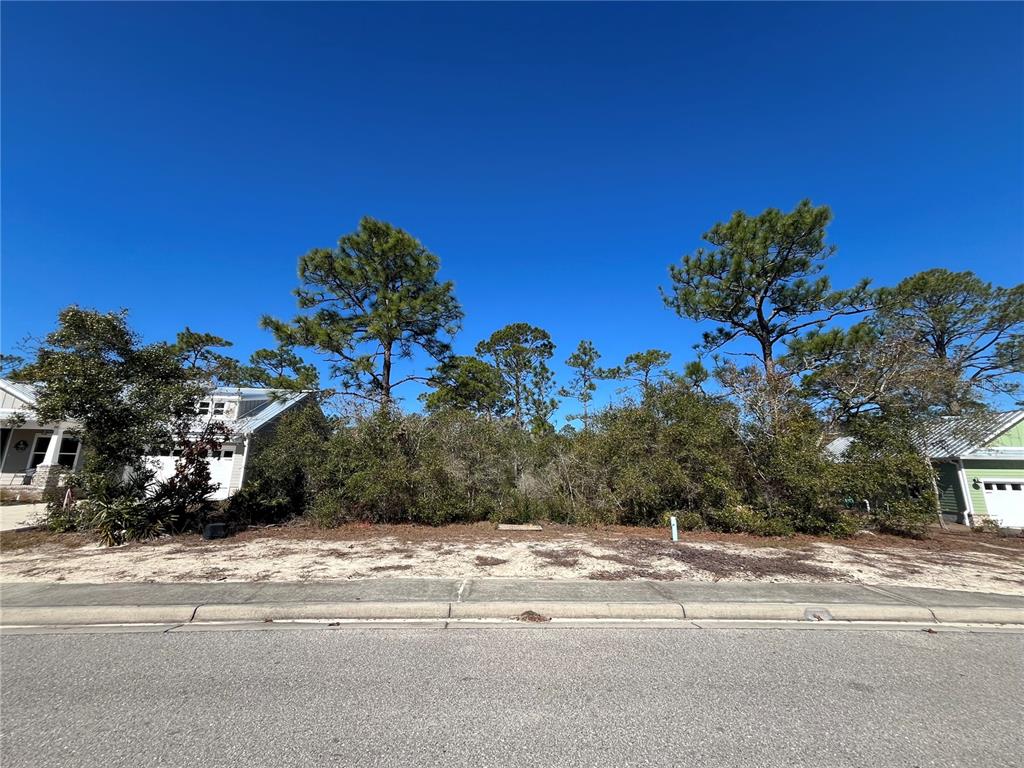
top-left (2, 626), bottom-right (1022, 767)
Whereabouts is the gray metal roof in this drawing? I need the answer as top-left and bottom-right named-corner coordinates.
top-left (230, 390), bottom-right (311, 436)
top-left (0, 379), bottom-right (38, 406)
top-left (823, 435), bottom-right (854, 461)
top-left (915, 410), bottom-right (1024, 459)
top-left (209, 385), bottom-right (292, 399)
top-left (824, 410), bottom-right (1024, 462)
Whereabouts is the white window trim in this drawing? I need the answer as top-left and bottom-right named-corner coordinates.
top-left (28, 434), bottom-right (50, 469)
top-left (57, 435), bottom-right (82, 470)
top-left (30, 433), bottom-right (82, 470)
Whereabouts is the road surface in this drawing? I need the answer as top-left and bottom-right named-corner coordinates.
top-left (2, 624), bottom-right (1022, 767)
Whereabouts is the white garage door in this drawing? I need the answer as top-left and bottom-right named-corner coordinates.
top-left (981, 480), bottom-right (1024, 528)
top-left (146, 449), bottom-right (236, 501)
top-left (208, 449), bottom-right (235, 501)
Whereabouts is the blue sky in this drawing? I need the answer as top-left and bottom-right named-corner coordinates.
top-left (3, 2), bottom-right (1022, 418)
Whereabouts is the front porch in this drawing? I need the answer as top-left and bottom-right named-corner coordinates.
top-left (0, 423), bottom-right (83, 500)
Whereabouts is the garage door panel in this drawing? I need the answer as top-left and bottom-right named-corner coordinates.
top-left (982, 480), bottom-right (1024, 528)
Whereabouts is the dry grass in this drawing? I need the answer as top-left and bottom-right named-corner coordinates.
top-left (601, 538), bottom-right (840, 580)
top-left (0, 529), bottom-right (91, 552)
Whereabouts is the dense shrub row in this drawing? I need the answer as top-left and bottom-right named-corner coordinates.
top-left (229, 382), bottom-right (938, 537)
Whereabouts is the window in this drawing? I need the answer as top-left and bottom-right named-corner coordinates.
top-left (213, 402), bottom-right (226, 416)
top-left (27, 435), bottom-right (79, 469)
top-left (29, 436), bottom-right (50, 469)
top-left (984, 481), bottom-right (1022, 492)
top-left (56, 437), bottom-right (79, 468)
top-left (222, 450), bottom-right (233, 459)
top-left (197, 401), bottom-right (211, 415)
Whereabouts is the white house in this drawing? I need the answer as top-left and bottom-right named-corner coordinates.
top-left (0, 379), bottom-right (313, 501)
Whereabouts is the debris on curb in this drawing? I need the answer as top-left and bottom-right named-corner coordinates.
top-left (515, 610), bottom-right (551, 623)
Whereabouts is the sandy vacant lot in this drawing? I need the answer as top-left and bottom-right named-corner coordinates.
top-left (2, 522), bottom-right (1023, 595)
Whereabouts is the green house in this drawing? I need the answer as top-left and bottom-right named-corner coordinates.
top-left (826, 410), bottom-right (1024, 529)
top-left (920, 410), bottom-right (1024, 528)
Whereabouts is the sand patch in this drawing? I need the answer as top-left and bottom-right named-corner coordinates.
top-left (2, 524), bottom-right (1021, 594)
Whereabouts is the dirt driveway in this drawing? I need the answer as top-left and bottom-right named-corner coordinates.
top-left (3, 522), bottom-right (1023, 594)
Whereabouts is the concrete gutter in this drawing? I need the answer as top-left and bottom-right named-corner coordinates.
top-left (2, 580), bottom-right (1023, 627)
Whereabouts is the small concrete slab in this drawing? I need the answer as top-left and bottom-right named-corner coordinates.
top-left (496, 524), bottom-right (543, 531)
top-left (0, 503), bottom-right (46, 532)
top-left (460, 578), bottom-right (666, 603)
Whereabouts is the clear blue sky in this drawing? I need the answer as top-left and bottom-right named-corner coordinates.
top-left (3, 2), bottom-right (1022, 417)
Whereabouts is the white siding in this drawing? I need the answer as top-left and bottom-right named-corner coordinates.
top-left (0, 390), bottom-right (30, 410)
top-left (227, 442), bottom-right (248, 494)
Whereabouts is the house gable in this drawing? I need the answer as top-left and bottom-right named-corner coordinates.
top-left (0, 380), bottom-right (36, 412)
top-left (985, 420), bottom-right (1024, 449)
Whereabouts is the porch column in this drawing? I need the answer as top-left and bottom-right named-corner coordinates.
top-left (39, 426), bottom-right (65, 467)
top-left (32, 425), bottom-right (66, 490)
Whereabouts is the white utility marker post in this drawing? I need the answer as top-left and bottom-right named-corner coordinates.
top-left (670, 515), bottom-right (679, 542)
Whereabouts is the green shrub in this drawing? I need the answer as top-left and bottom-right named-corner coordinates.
top-left (78, 496), bottom-right (172, 546)
top-left (227, 403), bottom-right (331, 526)
top-left (209, 381), bottom-right (937, 540)
top-left (672, 510), bottom-right (705, 532)
top-left (740, 414), bottom-right (852, 535)
top-left (703, 505), bottom-right (795, 536)
top-left (835, 414), bottom-right (937, 537)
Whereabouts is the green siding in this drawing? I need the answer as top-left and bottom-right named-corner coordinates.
top-left (986, 420), bottom-right (1024, 448)
top-left (933, 461), bottom-right (965, 520)
top-left (962, 459), bottom-right (1024, 517)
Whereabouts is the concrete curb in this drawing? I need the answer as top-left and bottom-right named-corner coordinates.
top-left (683, 602), bottom-right (938, 623)
top-left (449, 601), bottom-right (686, 620)
top-left (192, 602), bottom-right (451, 622)
top-left (929, 606), bottom-right (1024, 625)
top-left (2, 600), bottom-right (1022, 626)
